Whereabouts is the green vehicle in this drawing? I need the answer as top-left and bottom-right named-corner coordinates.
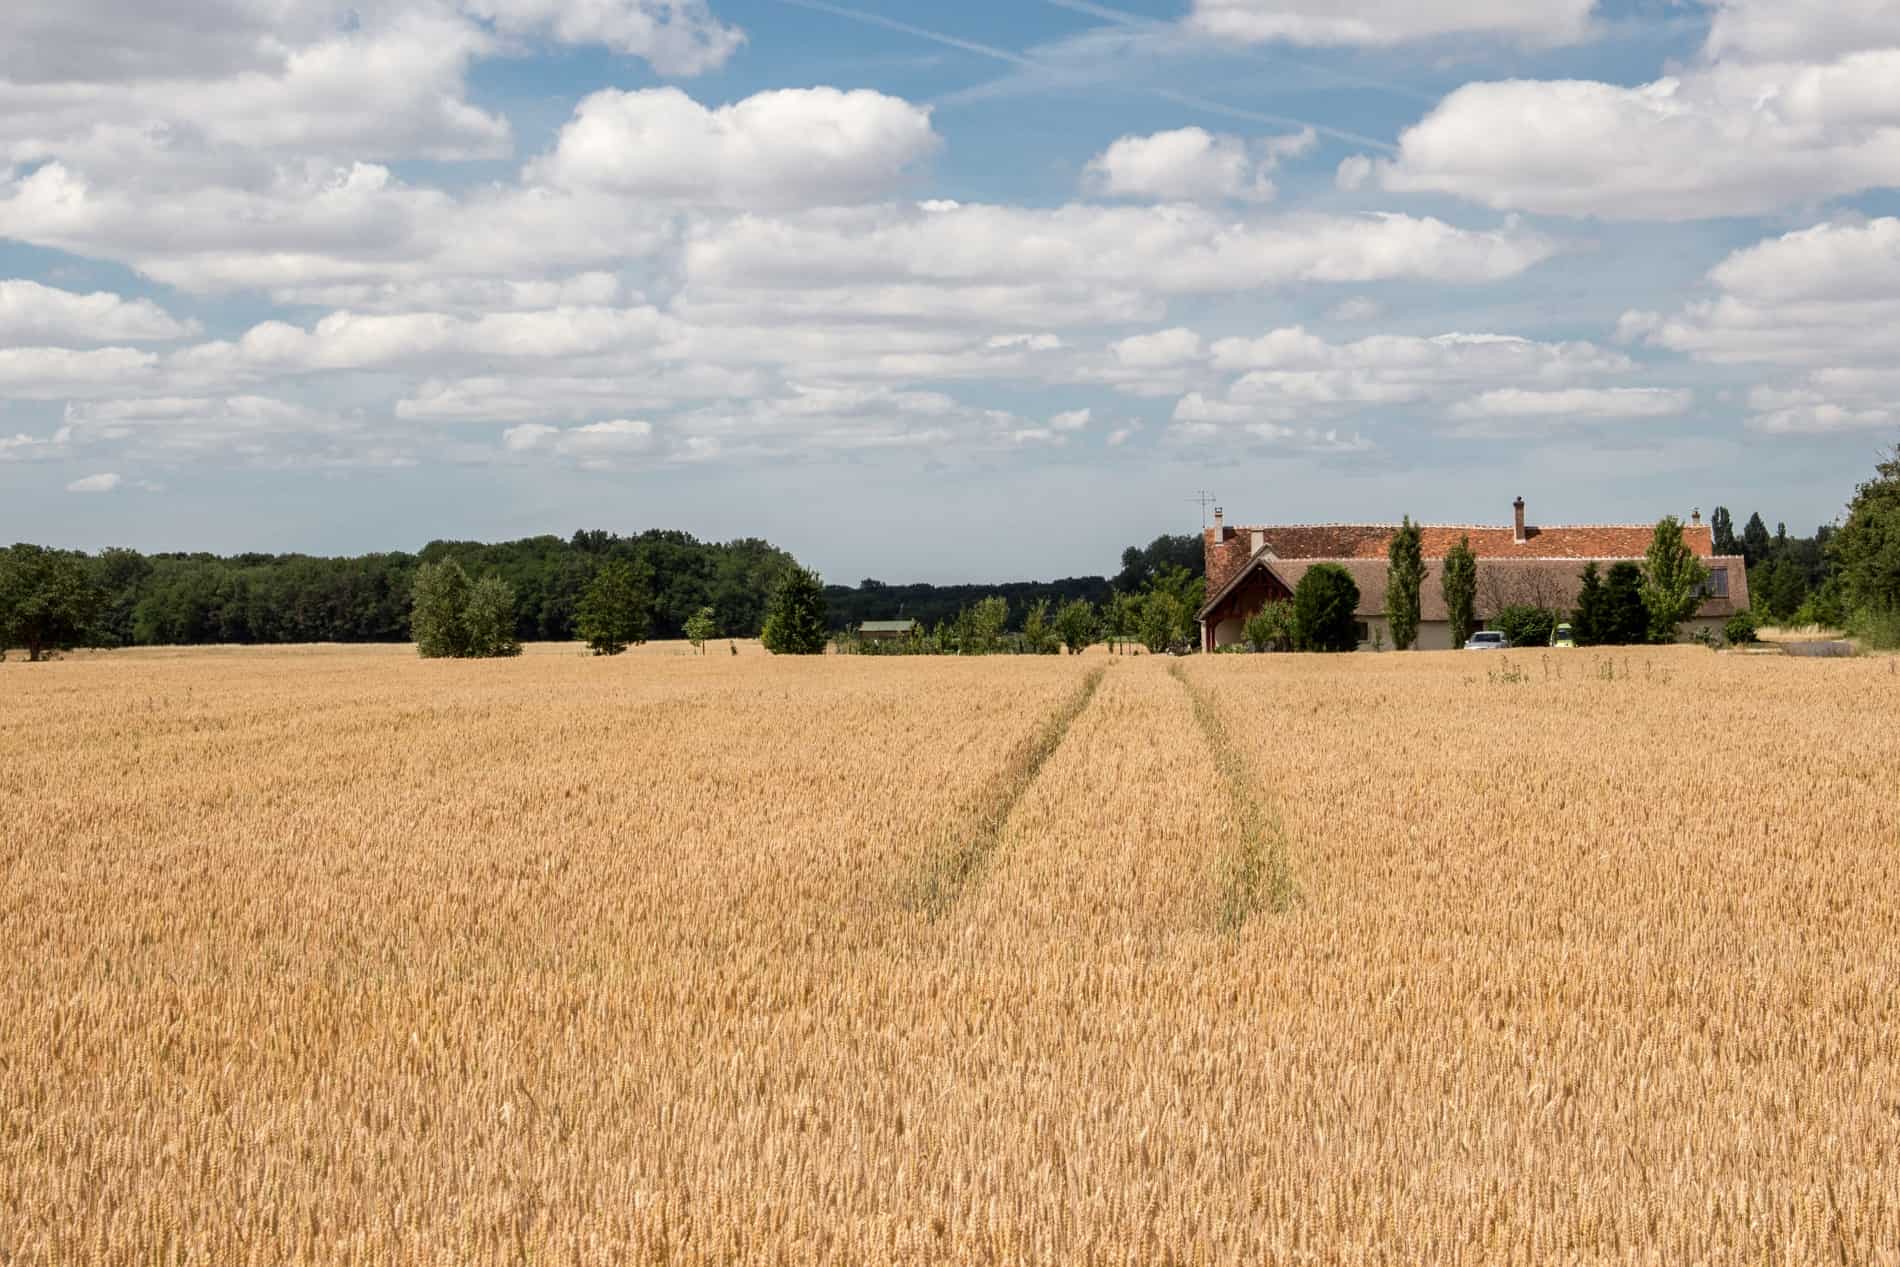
top-left (1550, 622), bottom-right (1577, 648)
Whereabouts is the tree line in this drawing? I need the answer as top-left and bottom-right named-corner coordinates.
top-left (0, 530), bottom-right (799, 660)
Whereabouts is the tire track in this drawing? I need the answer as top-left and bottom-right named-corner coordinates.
top-left (1170, 660), bottom-right (1297, 930)
top-left (910, 664), bottom-right (1107, 917)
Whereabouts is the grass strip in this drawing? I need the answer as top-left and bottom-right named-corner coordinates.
top-left (1169, 661), bottom-right (1297, 931)
top-left (912, 664), bottom-right (1107, 917)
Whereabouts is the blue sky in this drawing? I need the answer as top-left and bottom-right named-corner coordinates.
top-left (3, 0), bottom-right (1898, 581)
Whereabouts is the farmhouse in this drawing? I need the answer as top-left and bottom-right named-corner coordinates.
top-left (1199, 499), bottom-right (1750, 651)
top-left (858, 619), bottom-right (919, 642)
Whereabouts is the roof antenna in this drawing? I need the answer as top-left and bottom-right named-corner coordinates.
top-left (1187, 489), bottom-right (1217, 529)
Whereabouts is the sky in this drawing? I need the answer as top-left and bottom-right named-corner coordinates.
top-left (3, 0), bottom-right (1899, 583)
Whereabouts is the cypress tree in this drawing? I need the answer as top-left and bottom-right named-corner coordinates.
top-left (1441, 535), bottom-right (1478, 647)
top-left (1385, 516), bottom-right (1424, 650)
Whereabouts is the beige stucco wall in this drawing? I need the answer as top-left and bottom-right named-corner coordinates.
top-left (1209, 613), bottom-right (1728, 653)
top-left (1357, 620), bottom-right (1459, 651)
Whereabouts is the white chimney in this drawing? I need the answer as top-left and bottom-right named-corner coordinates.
top-left (1213, 507), bottom-right (1224, 538)
top-left (1252, 528), bottom-right (1267, 555)
top-left (1513, 496), bottom-right (1527, 544)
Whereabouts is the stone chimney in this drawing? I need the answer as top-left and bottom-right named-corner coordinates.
top-left (1252, 528), bottom-right (1267, 555)
top-left (1513, 496), bottom-right (1527, 544)
top-left (1691, 508), bottom-right (1702, 526)
top-left (1213, 507), bottom-right (1224, 539)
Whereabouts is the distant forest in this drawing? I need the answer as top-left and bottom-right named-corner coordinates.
top-left (79, 531), bottom-right (800, 647)
top-left (14, 529), bottom-right (1208, 648)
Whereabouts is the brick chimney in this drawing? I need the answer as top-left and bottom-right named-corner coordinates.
top-left (1213, 507), bottom-right (1224, 539)
top-left (1513, 496), bottom-right (1527, 544)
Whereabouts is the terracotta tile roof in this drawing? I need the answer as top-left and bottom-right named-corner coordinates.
top-left (1204, 520), bottom-right (1717, 599)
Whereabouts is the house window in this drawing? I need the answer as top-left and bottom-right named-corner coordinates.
top-left (1700, 566), bottom-right (1729, 598)
top-left (1353, 621), bottom-right (1371, 644)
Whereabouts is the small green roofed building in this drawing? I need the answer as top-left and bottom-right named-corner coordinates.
top-left (858, 619), bottom-right (918, 642)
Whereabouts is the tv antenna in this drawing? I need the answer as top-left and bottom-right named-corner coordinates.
top-left (1187, 489), bottom-right (1217, 528)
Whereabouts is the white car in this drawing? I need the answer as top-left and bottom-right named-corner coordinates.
top-left (1463, 630), bottom-right (1511, 650)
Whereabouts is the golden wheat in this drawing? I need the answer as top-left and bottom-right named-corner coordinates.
top-left (2, 643), bottom-right (1897, 1265)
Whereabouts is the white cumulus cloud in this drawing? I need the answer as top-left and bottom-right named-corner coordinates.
top-left (1377, 0), bottom-right (1900, 219)
top-left (66, 471), bottom-right (121, 492)
top-left (0, 280), bottom-right (198, 344)
top-left (1084, 127), bottom-right (1312, 203)
top-left (529, 87), bottom-right (939, 209)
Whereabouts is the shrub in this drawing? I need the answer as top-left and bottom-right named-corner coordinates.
top-left (1492, 605), bottom-right (1558, 649)
top-left (1293, 565), bottom-right (1360, 653)
top-left (1243, 602), bottom-right (1295, 652)
top-left (1724, 610), bottom-right (1759, 646)
top-left (1852, 604), bottom-right (1900, 651)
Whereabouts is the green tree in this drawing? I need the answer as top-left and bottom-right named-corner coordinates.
top-left (685, 605), bottom-right (718, 654)
top-left (461, 573), bottom-right (521, 658)
top-left (1021, 599), bottom-right (1058, 654)
top-left (1603, 562), bottom-right (1650, 645)
top-left (760, 565), bottom-right (829, 655)
top-left (1441, 535), bottom-right (1478, 648)
top-left (952, 595), bottom-right (1008, 655)
top-left (1742, 512), bottom-right (1771, 568)
top-left (1641, 515), bottom-right (1711, 643)
top-left (1830, 445), bottom-right (1900, 640)
top-left (0, 544), bottom-right (103, 661)
top-left (576, 558), bottom-right (654, 656)
top-left (1572, 561), bottom-right (1607, 646)
top-left (1113, 534), bottom-right (1203, 592)
top-left (1136, 590), bottom-right (1186, 654)
top-left (1750, 557), bottom-right (1807, 623)
top-left (1709, 506), bottom-right (1738, 556)
top-left (1243, 600), bottom-right (1296, 652)
top-left (410, 558), bottom-right (472, 658)
top-left (1384, 515), bottom-right (1424, 650)
top-left (1145, 564), bottom-right (1205, 650)
top-left (1293, 563), bottom-right (1361, 653)
top-left (1054, 598), bottom-right (1098, 655)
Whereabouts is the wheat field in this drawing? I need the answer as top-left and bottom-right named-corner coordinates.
top-left (3, 644), bottom-right (1898, 1265)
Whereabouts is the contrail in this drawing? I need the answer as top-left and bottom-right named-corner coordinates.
top-left (1044, 0), bottom-right (1437, 105)
top-left (1155, 90), bottom-right (1398, 154)
top-left (774, 0), bottom-right (1035, 66)
top-left (773, 0), bottom-right (1399, 153)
